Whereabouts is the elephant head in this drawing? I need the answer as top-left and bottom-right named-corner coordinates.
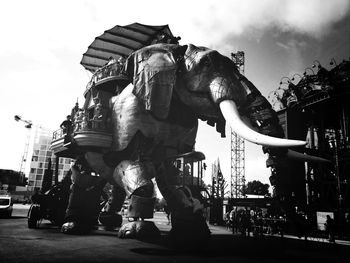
top-left (124, 43), bottom-right (306, 148)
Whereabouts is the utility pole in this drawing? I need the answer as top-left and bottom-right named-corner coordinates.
top-left (230, 51), bottom-right (246, 198)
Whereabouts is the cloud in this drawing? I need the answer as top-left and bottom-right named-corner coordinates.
top-left (0, 0), bottom-right (348, 174)
top-left (173, 0), bottom-right (350, 45)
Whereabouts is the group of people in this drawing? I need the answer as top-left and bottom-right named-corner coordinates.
top-left (60, 98), bottom-right (107, 135)
top-left (225, 208), bottom-right (255, 237)
top-left (90, 56), bottom-right (126, 86)
top-left (224, 208), bottom-right (287, 238)
top-left (224, 208), bottom-right (341, 243)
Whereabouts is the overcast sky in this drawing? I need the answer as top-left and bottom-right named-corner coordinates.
top-left (0, 0), bottom-right (349, 187)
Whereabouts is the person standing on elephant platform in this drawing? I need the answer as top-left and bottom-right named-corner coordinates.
top-left (60, 115), bottom-right (72, 135)
top-left (92, 97), bottom-right (103, 129)
top-left (74, 110), bottom-right (84, 132)
top-left (71, 102), bottom-right (80, 122)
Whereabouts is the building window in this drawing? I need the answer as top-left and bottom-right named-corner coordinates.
top-left (37, 169), bottom-right (43, 175)
top-left (59, 159), bottom-right (64, 164)
top-left (30, 168), bottom-right (36, 174)
top-left (39, 162), bottom-right (43, 168)
top-left (32, 156), bottom-right (38, 162)
top-left (65, 159), bottom-right (71, 164)
top-left (40, 145), bottom-right (46, 150)
top-left (36, 174), bottom-right (43, 180)
top-left (58, 164), bottom-right (63, 169)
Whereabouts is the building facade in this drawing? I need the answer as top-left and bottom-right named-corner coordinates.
top-left (28, 129), bottom-right (73, 190)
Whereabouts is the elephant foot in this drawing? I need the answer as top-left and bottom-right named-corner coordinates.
top-left (118, 221), bottom-right (160, 240)
top-left (99, 212), bottom-right (123, 230)
top-left (169, 213), bottom-right (211, 250)
top-left (61, 221), bottom-right (96, 235)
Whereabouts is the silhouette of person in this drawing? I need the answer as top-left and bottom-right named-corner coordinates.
top-left (325, 215), bottom-right (335, 243)
top-left (60, 115), bottom-right (72, 134)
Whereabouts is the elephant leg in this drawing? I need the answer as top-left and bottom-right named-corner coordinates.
top-left (61, 165), bottom-right (106, 234)
top-left (83, 152), bottom-right (127, 230)
top-left (115, 160), bottom-right (160, 239)
top-left (155, 161), bottom-right (210, 248)
top-left (99, 183), bottom-right (126, 230)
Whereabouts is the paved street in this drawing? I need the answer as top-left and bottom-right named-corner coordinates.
top-left (0, 204), bottom-right (349, 263)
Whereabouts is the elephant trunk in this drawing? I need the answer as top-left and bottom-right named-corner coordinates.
top-left (219, 100), bottom-right (306, 147)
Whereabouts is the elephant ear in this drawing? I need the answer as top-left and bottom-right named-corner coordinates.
top-left (126, 44), bottom-right (183, 120)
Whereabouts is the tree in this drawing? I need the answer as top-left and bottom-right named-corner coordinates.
top-left (0, 169), bottom-right (26, 186)
top-left (244, 180), bottom-right (270, 196)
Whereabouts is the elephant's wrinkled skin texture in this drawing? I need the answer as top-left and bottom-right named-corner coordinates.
top-left (64, 43), bottom-right (288, 244)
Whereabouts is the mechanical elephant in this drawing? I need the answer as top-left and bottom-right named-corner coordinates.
top-left (62, 43), bottom-right (305, 243)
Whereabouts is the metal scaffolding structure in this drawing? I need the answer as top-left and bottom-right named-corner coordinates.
top-left (14, 115), bottom-right (33, 178)
top-left (230, 51), bottom-right (246, 198)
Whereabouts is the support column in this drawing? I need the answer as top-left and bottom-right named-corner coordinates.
top-left (55, 155), bottom-right (59, 185)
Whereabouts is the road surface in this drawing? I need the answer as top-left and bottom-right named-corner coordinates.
top-left (0, 204), bottom-right (348, 263)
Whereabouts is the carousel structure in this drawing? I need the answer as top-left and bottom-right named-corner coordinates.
top-left (268, 58), bottom-right (350, 227)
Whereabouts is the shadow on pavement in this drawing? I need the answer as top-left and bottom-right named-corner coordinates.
top-left (130, 233), bottom-right (348, 262)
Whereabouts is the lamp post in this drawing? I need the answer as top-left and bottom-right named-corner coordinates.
top-left (330, 137), bottom-right (343, 227)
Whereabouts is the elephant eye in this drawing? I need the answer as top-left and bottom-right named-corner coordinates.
top-left (201, 57), bottom-right (211, 67)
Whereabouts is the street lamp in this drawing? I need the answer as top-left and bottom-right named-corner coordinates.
top-left (330, 58), bottom-right (337, 67)
top-left (303, 67), bottom-right (315, 76)
top-left (291, 73), bottom-right (303, 83)
top-left (312, 60), bottom-right (322, 70)
top-left (279, 76), bottom-right (291, 86)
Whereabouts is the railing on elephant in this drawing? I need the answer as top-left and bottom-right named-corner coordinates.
top-left (52, 128), bottom-right (64, 141)
top-left (86, 61), bottom-right (127, 90)
top-left (52, 119), bottom-right (111, 142)
top-left (73, 118), bottom-right (111, 133)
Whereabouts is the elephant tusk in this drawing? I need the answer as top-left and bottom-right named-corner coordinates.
top-left (219, 100), bottom-right (307, 147)
top-left (286, 149), bottom-right (331, 163)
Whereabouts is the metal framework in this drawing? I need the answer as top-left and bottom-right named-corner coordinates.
top-left (211, 159), bottom-right (227, 198)
top-left (19, 130), bottom-right (31, 176)
top-left (230, 51), bottom-right (246, 198)
top-left (14, 115), bottom-right (33, 180)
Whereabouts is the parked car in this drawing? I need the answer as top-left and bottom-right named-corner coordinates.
top-left (0, 195), bottom-right (13, 217)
